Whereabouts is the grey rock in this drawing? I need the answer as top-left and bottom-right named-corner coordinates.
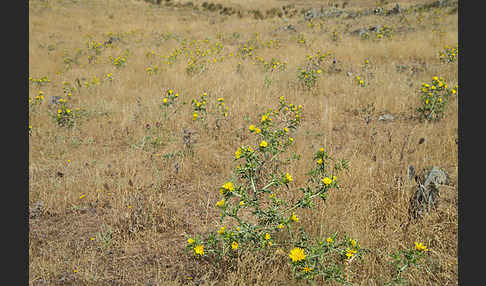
top-left (409, 166), bottom-right (450, 219)
top-left (373, 7), bottom-right (384, 14)
top-left (378, 114), bottom-right (394, 121)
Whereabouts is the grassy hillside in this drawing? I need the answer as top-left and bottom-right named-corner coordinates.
top-left (29, 0), bottom-right (458, 284)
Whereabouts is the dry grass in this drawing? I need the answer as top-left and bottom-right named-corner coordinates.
top-left (29, 0), bottom-right (458, 285)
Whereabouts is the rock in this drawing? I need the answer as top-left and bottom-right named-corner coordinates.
top-left (304, 7), bottom-right (320, 21)
top-left (378, 114), bottom-right (394, 121)
top-left (408, 166), bottom-right (450, 219)
top-left (30, 201), bottom-right (44, 219)
top-left (373, 7), bottom-right (384, 15)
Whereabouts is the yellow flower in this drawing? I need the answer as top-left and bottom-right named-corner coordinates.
top-left (231, 241), bottom-right (238, 250)
top-left (345, 248), bottom-right (357, 259)
top-left (216, 198), bottom-right (225, 207)
top-left (194, 245), bottom-right (204, 256)
top-left (235, 147), bottom-right (242, 159)
top-left (332, 175), bottom-right (337, 181)
top-left (260, 141), bottom-right (268, 148)
top-left (319, 147), bottom-right (324, 152)
top-left (255, 128), bottom-right (262, 134)
top-left (322, 177), bottom-right (332, 186)
top-left (317, 158), bottom-right (323, 165)
top-left (193, 112), bottom-right (198, 120)
top-left (239, 201), bottom-right (245, 206)
top-left (265, 233), bottom-right (271, 240)
top-left (302, 265), bottom-right (313, 273)
top-left (283, 127), bottom-right (289, 133)
top-left (425, 99), bottom-right (430, 105)
top-left (350, 239), bottom-right (357, 248)
top-left (79, 194), bottom-right (86, 199)
top-left (278, 224), bottom-right (285, 229)
top-left (414, 242), bottom-right (429, 252)
top-left (217, 226), bottom-right (226, 235)
top-left (187, 238), bottom-right (195, 245)
top-left (285, 172), bottom-right (293, 182)
top-left (290, 212), bottom-right (299, 222)
top-left (326, 237), bottom-right (333, 244)
top-left (249, 125), bottom-right (256, 131)
top-left (261, 114), bottom-right (270, 122)
top-left (163, 98), bottom-right (168, 103)
top-left (289, 137), bottom-right (294, 142)
top-left (289, 247), bottom-right (306, 262)
top-left (222, 182), bottom-right (234, 192)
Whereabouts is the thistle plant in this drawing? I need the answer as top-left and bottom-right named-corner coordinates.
top-left (263, 57), bottom-right (287, 73)
top-left (375, 25), bottom-right (393, 40)
top-left (161, 88), bottom-right (179, 109)
top-left (191, 92), bottom-right (208, 121)
top-left (298, 68), bottom-right (321, 90)
top-left (186, 97), bottom-right (358, 284)
top-left (52, 99), bottom-right (77, 127)
top-left (110, 51), bottom-right (129, 68)
top-left (385, 242), bottom-right (431, 285)
top-left (145, 65), bottom-right (159, 75)
top-left (417, 76), bottom-right (457, 121)
top-left (215, 97), bottom-right (229, 118)
top-left (355, 75), bottom-right (366, 87)
top-left (29, 76), bottom-right (51, 87)
top-left (439, 45), bottom-right (458, 63)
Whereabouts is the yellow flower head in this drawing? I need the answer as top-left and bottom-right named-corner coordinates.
top-left (187, 238), bottom-right (195, 245)
top-left (289, 247), bottom-right (306, 262)
top-left (235, 147), bottom-right (242, 159)
top-left (414, 242), bottom-right (429, 252)
top-left (317, 158), bottom-right (323, 165)
top-left (222, 182), bottom-right (234, 192)
top-left (290, 212), bottom-right (299, 222)
top-left (218, 226), bottom-right (226, 235)
top-left (216, 198), bottom-right (225, 207)
top-left (194, 245), bottom-right (204, 256)
top-left (350, 239), bottom-right (357, 248)
top-left (345, 248), bottom-right (357, 259)
top-left (255, 128), bottom-right (262, 134)
top-left (231, 241), bottom-right (238, 250)
top-left (322, 177), bottom-right (333, 186)
top-left (303, 265), bottom-right (313, 273)
top-left (278, 224), bottom-right (285, 229)
top-left (249, 125), bottom-right (256, 131)
top-left (285, 172), bottom-right (293, 182)
top-left (260, 141), bottom-right (268, 148)
top-left (326, 237), bottom-right (333, 244)
top-left (265, 233), bottom-right (271, 240)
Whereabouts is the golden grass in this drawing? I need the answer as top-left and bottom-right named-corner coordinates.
top-left (29, 0), bottom-right (458, 284)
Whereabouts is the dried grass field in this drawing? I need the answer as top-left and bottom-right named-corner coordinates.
top-left (29, 0), bottom-right (458, 285)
